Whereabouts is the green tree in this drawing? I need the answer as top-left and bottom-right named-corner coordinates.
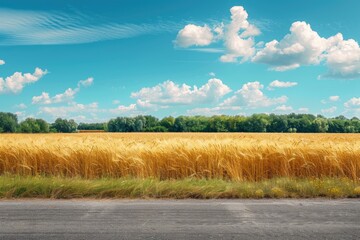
top-left (160, 116), bottom-right (175, 131)
top-left (268, 114), bottom-right (288, 132)
top-left (207, 116), bottom-right (228, 132)
top-left (174, 116), bottom-right (187, 132)
top-left (52, 118), bottom-right (78, 133)
top-left (312, 118), bottom-right (329, 133)
top-left (0, 112), bottom-right (18, 133)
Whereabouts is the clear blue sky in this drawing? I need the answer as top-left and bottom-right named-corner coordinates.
top-left (1, 0), bottom-right (360, 122)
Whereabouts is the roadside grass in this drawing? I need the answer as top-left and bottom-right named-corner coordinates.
top-left (0, 175), bottom-right (359, 199)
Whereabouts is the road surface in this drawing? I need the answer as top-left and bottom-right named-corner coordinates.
top-left (0, 199), bottom-right (359, 240)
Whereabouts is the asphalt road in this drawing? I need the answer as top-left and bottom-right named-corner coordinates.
top-left (0, 199), bottom-right (359, 240)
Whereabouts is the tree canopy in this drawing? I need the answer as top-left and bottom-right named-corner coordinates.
top-left (1, 112), bottom-right (360, 133)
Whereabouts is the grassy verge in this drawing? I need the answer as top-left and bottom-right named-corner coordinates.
top-left (1, 175), bottom-right (360, 199)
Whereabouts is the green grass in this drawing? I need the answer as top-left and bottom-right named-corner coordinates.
top-left (1, 175), bottom-right (360, 199)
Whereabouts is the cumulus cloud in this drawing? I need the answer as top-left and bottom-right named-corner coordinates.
top-left (175, 24), bottom-right (214, 47)
top-left (268, 80), bottom-right (298, 89)
top-left (186, 81), bottom-right (289, 115)
top-left (32, 77), bottom-right (93, 104)
top-left (220, 81), bottom-right (287, 108)
top-left (253, 21), bottom-right (328, 71)
top-left (131, 78), bottom-right (231, 105)
top-left (52, 88), bottom-right (78, 103)
top-left (321, 35), bottom-right (360, 79)
top-left (109, 104), bottom-right (138, 115)
top-left (175, 6), bottom-right (360, 79)
top-left (40, 102), bottom-right (99, 118)
top-left (0, 59), bottom-right (4, 65)
top-left (344, 97), bottom-right (360, 108)
top-left (175, 6), bottom-right (260, 62)
top-left (253, 21), bottom-right (360, 79)
top-left (0, 67), bottom-right (47, 94)
top-left (220, 6), bottom-right (260, 62)
top-left (108, 78), bottom-right (232, 116)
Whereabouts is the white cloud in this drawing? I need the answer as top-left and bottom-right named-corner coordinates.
top-left (321, 35), bottom-right (360, 79)
top-left (209, 72), bottom-right (216, 77)
top-left (112, 100), bottom-right (120, 105)
top-left (268, 80), bottom-right (298, 89)
top-left (221, 81), bottom-right (287, 108)
top-left (0, 8), bottom-right (178, 46)
top-left (40, 102), bottom-right (99, 118)
top-left (344, 97), bottom-right (360, 108)
top-left (33, 88), bottom-right (78, 104)
top-left (32, 92), bottom-right (51, 104)
top-left (220, 6), bottom-right (260, 62)
top-left (274, 105), bottom-right (293, 111)
top-left (321, 95), bottom-right (340, 104)
top-left (0, 67), bottom-right (47, 94)
top-left (174, 7), bottom-right (360, 79)
top-left (321, 106), bottom-right (337, 114)
top-left (32, 77), bottom-right (93, 104)
top-left (0, 59), bottom-right (4, 65)
top-left (253, 21), bottom-right (360, 79)
top-left (329, 95), bottom-right (340, 102)
top-left (78, 77), bottom-right (94, 87)
top-left (53, 88), bottom-right (78, 103)
top-left (175, 24), bottom-right (214, 47)
top-left (136, 99), bottom-right (157, 109)
top-left (253, 21), bottom-right (328, 71)
top-left (109, 104), bottom-right (137, 114)
top-left (175, 6), bottom-right (260, 62)
top-left (131, 78), bottom-right (231, 105)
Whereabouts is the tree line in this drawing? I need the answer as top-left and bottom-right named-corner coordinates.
top-left (1, 112), bottom-right (360, 133)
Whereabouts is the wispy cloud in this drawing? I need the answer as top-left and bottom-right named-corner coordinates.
top-left (0, 8), bottom-right (179, 46)
top-left (186, 48), bottom-right (225, 53)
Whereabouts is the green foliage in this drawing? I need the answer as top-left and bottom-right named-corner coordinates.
top-left (1, 111), bottom-right (360, 133)
top-left (52, 118), bottom-right (78, 133)
top-left (78, 122), bottom-right (107, 131)
top-left (145, 126), bottom-right (168, 132)
top-left (160, 116), bottom-right (175, 131)
top-left (105, 113), bottom-right (360, 133)
top-left (312, 118), bottom-right (329, 133)
top-left (19, 118), bottom-right (49, 133)
top-left (0, 112), bottom-right (18, 133)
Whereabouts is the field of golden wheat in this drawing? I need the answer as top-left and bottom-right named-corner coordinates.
top-left (0, 133), bottom-right (359, 181)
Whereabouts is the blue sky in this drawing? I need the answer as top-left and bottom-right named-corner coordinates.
top-left (1, 0), bottom-right (360, 122)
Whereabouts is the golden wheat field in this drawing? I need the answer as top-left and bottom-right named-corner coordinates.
top-left (0, 133), bottom-right (359, 181)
